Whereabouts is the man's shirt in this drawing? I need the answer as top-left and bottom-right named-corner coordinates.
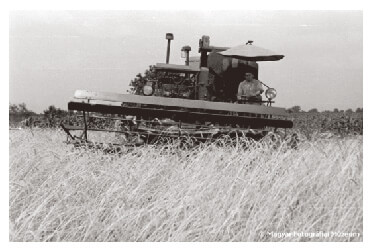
top-left (237, 79), bottom-right (264, 99)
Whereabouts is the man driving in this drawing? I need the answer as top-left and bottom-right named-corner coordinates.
top-left (237, 72), bottom-right (264, 103)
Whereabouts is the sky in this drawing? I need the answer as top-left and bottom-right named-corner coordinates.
top-left (9, 10), bottom-right (363, 113)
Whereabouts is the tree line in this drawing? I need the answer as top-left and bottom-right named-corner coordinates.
top-left (286, 106), bottom-right (363, 114)
top-left (9, 103), bottom-right (72, 127)
top-left (9, 103), bottom-right (70, 117)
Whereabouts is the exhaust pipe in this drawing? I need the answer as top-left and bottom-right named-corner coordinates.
top-left (181, 45), bottom-right (191, 66)
top-left (165, 33), bottom-right (174, 64)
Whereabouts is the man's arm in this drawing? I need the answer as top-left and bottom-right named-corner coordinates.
top-left (254, 80), bottom-right (264, 95)
top-left (237, 82), bottom-right (243, 100)
top-left (258, 81), bottom-right (264, 94)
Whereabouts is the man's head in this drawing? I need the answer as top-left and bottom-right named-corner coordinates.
top-left (245, 72), bottom-right (254, 81)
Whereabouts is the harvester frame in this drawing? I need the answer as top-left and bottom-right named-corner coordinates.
top-left (61, 34), bottom-right (293, 148)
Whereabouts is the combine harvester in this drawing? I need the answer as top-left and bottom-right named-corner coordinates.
top-left (61, 33), bottom-right (293, 149)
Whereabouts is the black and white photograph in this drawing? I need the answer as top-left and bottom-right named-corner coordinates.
top-left (7, 4), bottom-right (366, 245)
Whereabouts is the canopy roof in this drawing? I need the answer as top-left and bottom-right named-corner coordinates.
top-left (218, 44), bottom-right (284, 61)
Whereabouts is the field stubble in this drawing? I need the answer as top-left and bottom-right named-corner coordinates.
top-left (9, 129), bottom-right (362, 241)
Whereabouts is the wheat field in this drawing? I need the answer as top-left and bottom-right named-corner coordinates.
top-left (9, 129), bottom-right (362, 242)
